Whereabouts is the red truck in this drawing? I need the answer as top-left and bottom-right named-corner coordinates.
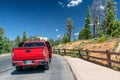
top-left (12, 40), bottom-right (52, 71)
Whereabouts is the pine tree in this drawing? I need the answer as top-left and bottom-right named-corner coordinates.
top-left (0, 27), bottom-right (5, 36)
top-left (22, 31), bottom-right (27, 42)
top-left (54, 40), bottom-right (60, 46)
top-left (15, 35), bottom-right (21, 47)
top-left (104, 0), bottom-right (117, 35)
top-left (62, 34), bottom-right (70, 43)
top-left (79, 6), bottom-right (92, 40)
top-left (65, 18), bottom-right (75, 41)
top-left (110, 19), bottom-right (120, 37)
top-left (48, 39), bottom-right (54, 46)
top-left (3, 37), bottom-right (12, 53)
top-left (0, 27), bottom-right (5, 54)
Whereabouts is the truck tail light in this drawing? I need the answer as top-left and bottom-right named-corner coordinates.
top-left (42, 49), bottom-right (45, 56)
top-left (12, 53), bottom-right (14, 58)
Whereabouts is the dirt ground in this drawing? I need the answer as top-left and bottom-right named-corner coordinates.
top-left (56, 39), bottom-right (120, 67)
top-left (57, 39), bottom-right (117, 51)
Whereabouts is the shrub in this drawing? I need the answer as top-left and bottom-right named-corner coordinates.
top-left (97, 36), bottom-right (108, 43)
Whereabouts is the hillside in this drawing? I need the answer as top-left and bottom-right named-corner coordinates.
top-left (54, 38), bottom-right (120, 69)
top-left (54, 38), bottom-right (120, 52)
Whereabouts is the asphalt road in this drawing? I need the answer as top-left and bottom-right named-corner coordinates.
top-left (0, 54), bottom-right (74, 80)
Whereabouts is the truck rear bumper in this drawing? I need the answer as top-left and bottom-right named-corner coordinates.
top-left (12, 59), bottom-right (48, 67)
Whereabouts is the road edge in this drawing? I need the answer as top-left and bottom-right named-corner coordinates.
top-left (64, 56), bottom-right (78, 80)
top-left (0, 53), bottom-right (11, 57)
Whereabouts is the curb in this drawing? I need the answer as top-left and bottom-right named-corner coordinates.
top-left (0, 53), bottom-right (11, 57)
top-left (64, 56), bottom-right (78, 80)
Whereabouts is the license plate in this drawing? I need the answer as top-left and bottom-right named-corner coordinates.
top-left (23, 60), bottom-right (34, 64)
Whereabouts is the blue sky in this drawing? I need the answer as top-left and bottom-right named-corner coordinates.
top-left (0, 0), bottom-right (120, 40)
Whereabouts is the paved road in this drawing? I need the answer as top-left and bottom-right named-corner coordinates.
top-left (0, 54), bottom-right (74, 80)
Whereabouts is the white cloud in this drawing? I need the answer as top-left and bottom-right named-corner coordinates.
top-left (74, 32), bottom-right (79, 36)
top-left (67, 0), bottom-right (82, 7)
top-left (61, 5), bottom-right (65, 8)
top-left (57, 35), bottom-right (61, 38)
top-left (100, 5), bottom-right (104, 10)
top-left (58, 2), bottom-right (63, 5)
top-left (58, 2), bottom-right (65, 8)
top-left (56, 29), bottom-right (58, 32)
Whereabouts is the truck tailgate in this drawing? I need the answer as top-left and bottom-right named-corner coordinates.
top-left (13, 47), bottom-right (44, 60)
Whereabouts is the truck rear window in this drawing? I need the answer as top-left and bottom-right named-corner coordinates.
top-left (24, 42), bottom-right (45, 47)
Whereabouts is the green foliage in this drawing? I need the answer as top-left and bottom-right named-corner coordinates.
top-left (0, 27), bottom-right (5, 36)
top-left (105, 10), bottom-right (115, 35)
top-left (79, 6), bottom-right (92, 40)
top-left (0, 27), bottom-right (12, 54)
top-left (14, 31), bottom-right (27, 47)
top-left (54, 39), bottom-right (60, 46)
top-left (97, 36), bottom-right (108, 43)
top-left (15, 35), bottom-right (21, 47)
top-left (2, 37), bottom-right (12, 53)
top-left (0, 36), bottom-right (3, 54)
top-left (104, 0), bottom-right (117, 36)
top-left (65, 18), bottom-right (75, 41)
top-left (104, 0), bottom-right (116, 15)
top-left (110, 20), bottom-right (120, 37)
top-left (48, 39), bottom-right (55, 46)
top-left (113, 66), bottom-right (120, 71)
top-left (62, 34), bottom-right (70, 43)
top-left (22, 31), bottom-right (27, 42)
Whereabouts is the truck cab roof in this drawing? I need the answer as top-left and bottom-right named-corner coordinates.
top-left (24, 40), bottom-right (47, 43)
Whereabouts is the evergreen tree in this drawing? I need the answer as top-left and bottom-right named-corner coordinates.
top-left (110, 19), bottom-right (120, 37)
top-left (0, 27), bottom-right (5, 54)
top-left (15, 35), bottom-right (21, 47)
top-left (79, 6), bottom-right (92, 40)
top-left (0, 27), bottom-right (12, 54)
top-left (54, 40), bottom-right (60, 46)
top-left (65, 18), bottom-right (75, 41)
top-left (104, 0), bottom-right (117, 35)
top-left (22, 31), bottom-right (27, 42)
top-left (62, 34), bottom-right (70, 43)
top-left (48, 39), bottom-right (54, 46)
top-left (0, 27), bottom-right (5, 35)
top-left (3, 37), bottom-right (12, 53)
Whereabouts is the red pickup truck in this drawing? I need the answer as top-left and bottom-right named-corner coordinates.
top-left (12, 40), bottom-right (52, 71)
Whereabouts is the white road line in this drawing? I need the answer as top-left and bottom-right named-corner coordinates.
top-left (0, 66), bottom-right (12, 72)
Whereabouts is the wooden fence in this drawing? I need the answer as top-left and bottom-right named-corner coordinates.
top-left (53, 49), bottom-right (120, 68)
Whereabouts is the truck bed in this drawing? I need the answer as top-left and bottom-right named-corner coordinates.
top-left (12, 47), bottom-right (45, 61)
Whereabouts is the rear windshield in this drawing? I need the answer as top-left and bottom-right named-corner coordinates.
top-left (24, 42), bottom-right (45, 47)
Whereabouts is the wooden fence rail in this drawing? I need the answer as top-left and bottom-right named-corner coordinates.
top-left (53, 49), bottom-right (120, 68)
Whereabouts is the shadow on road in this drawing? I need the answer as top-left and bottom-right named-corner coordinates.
top-left (11, 67), bottom-right (45, 75)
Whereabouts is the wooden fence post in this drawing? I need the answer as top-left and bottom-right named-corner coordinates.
top-left (86, 49), bottom-right (89, 60)
top-left (64, 49), bottom-right (66, 55)
top-left (53, 49), bottom-right (55, 54)
top-left (56, 49), bottom-right (59, 54)
top-left (106, 50), bottom-right (111, 67)
top-left (58, 49), bottom-right (60, 55)
top-left (78, 49), bottom-right (82, 58)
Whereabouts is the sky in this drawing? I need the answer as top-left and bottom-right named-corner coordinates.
top-left (0, 0), bottom-right (120, 40)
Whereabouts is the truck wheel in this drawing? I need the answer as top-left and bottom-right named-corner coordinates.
top-left (44, 62), bottom-right (49, 70)
top-left (16, 66), bottom-right (23, 71)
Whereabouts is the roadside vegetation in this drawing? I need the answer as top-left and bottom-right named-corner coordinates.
top-left (0, 27), bottom-right (12, 54)
top-left (49, 0), bottom-right (120, 48)
top-left (0, 28), bottom-right (31, 54)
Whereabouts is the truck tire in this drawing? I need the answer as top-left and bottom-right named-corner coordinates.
top-left (44, 62), bottom-right (49, 70)
top-left (16, 66), bottom-right (23, 71)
